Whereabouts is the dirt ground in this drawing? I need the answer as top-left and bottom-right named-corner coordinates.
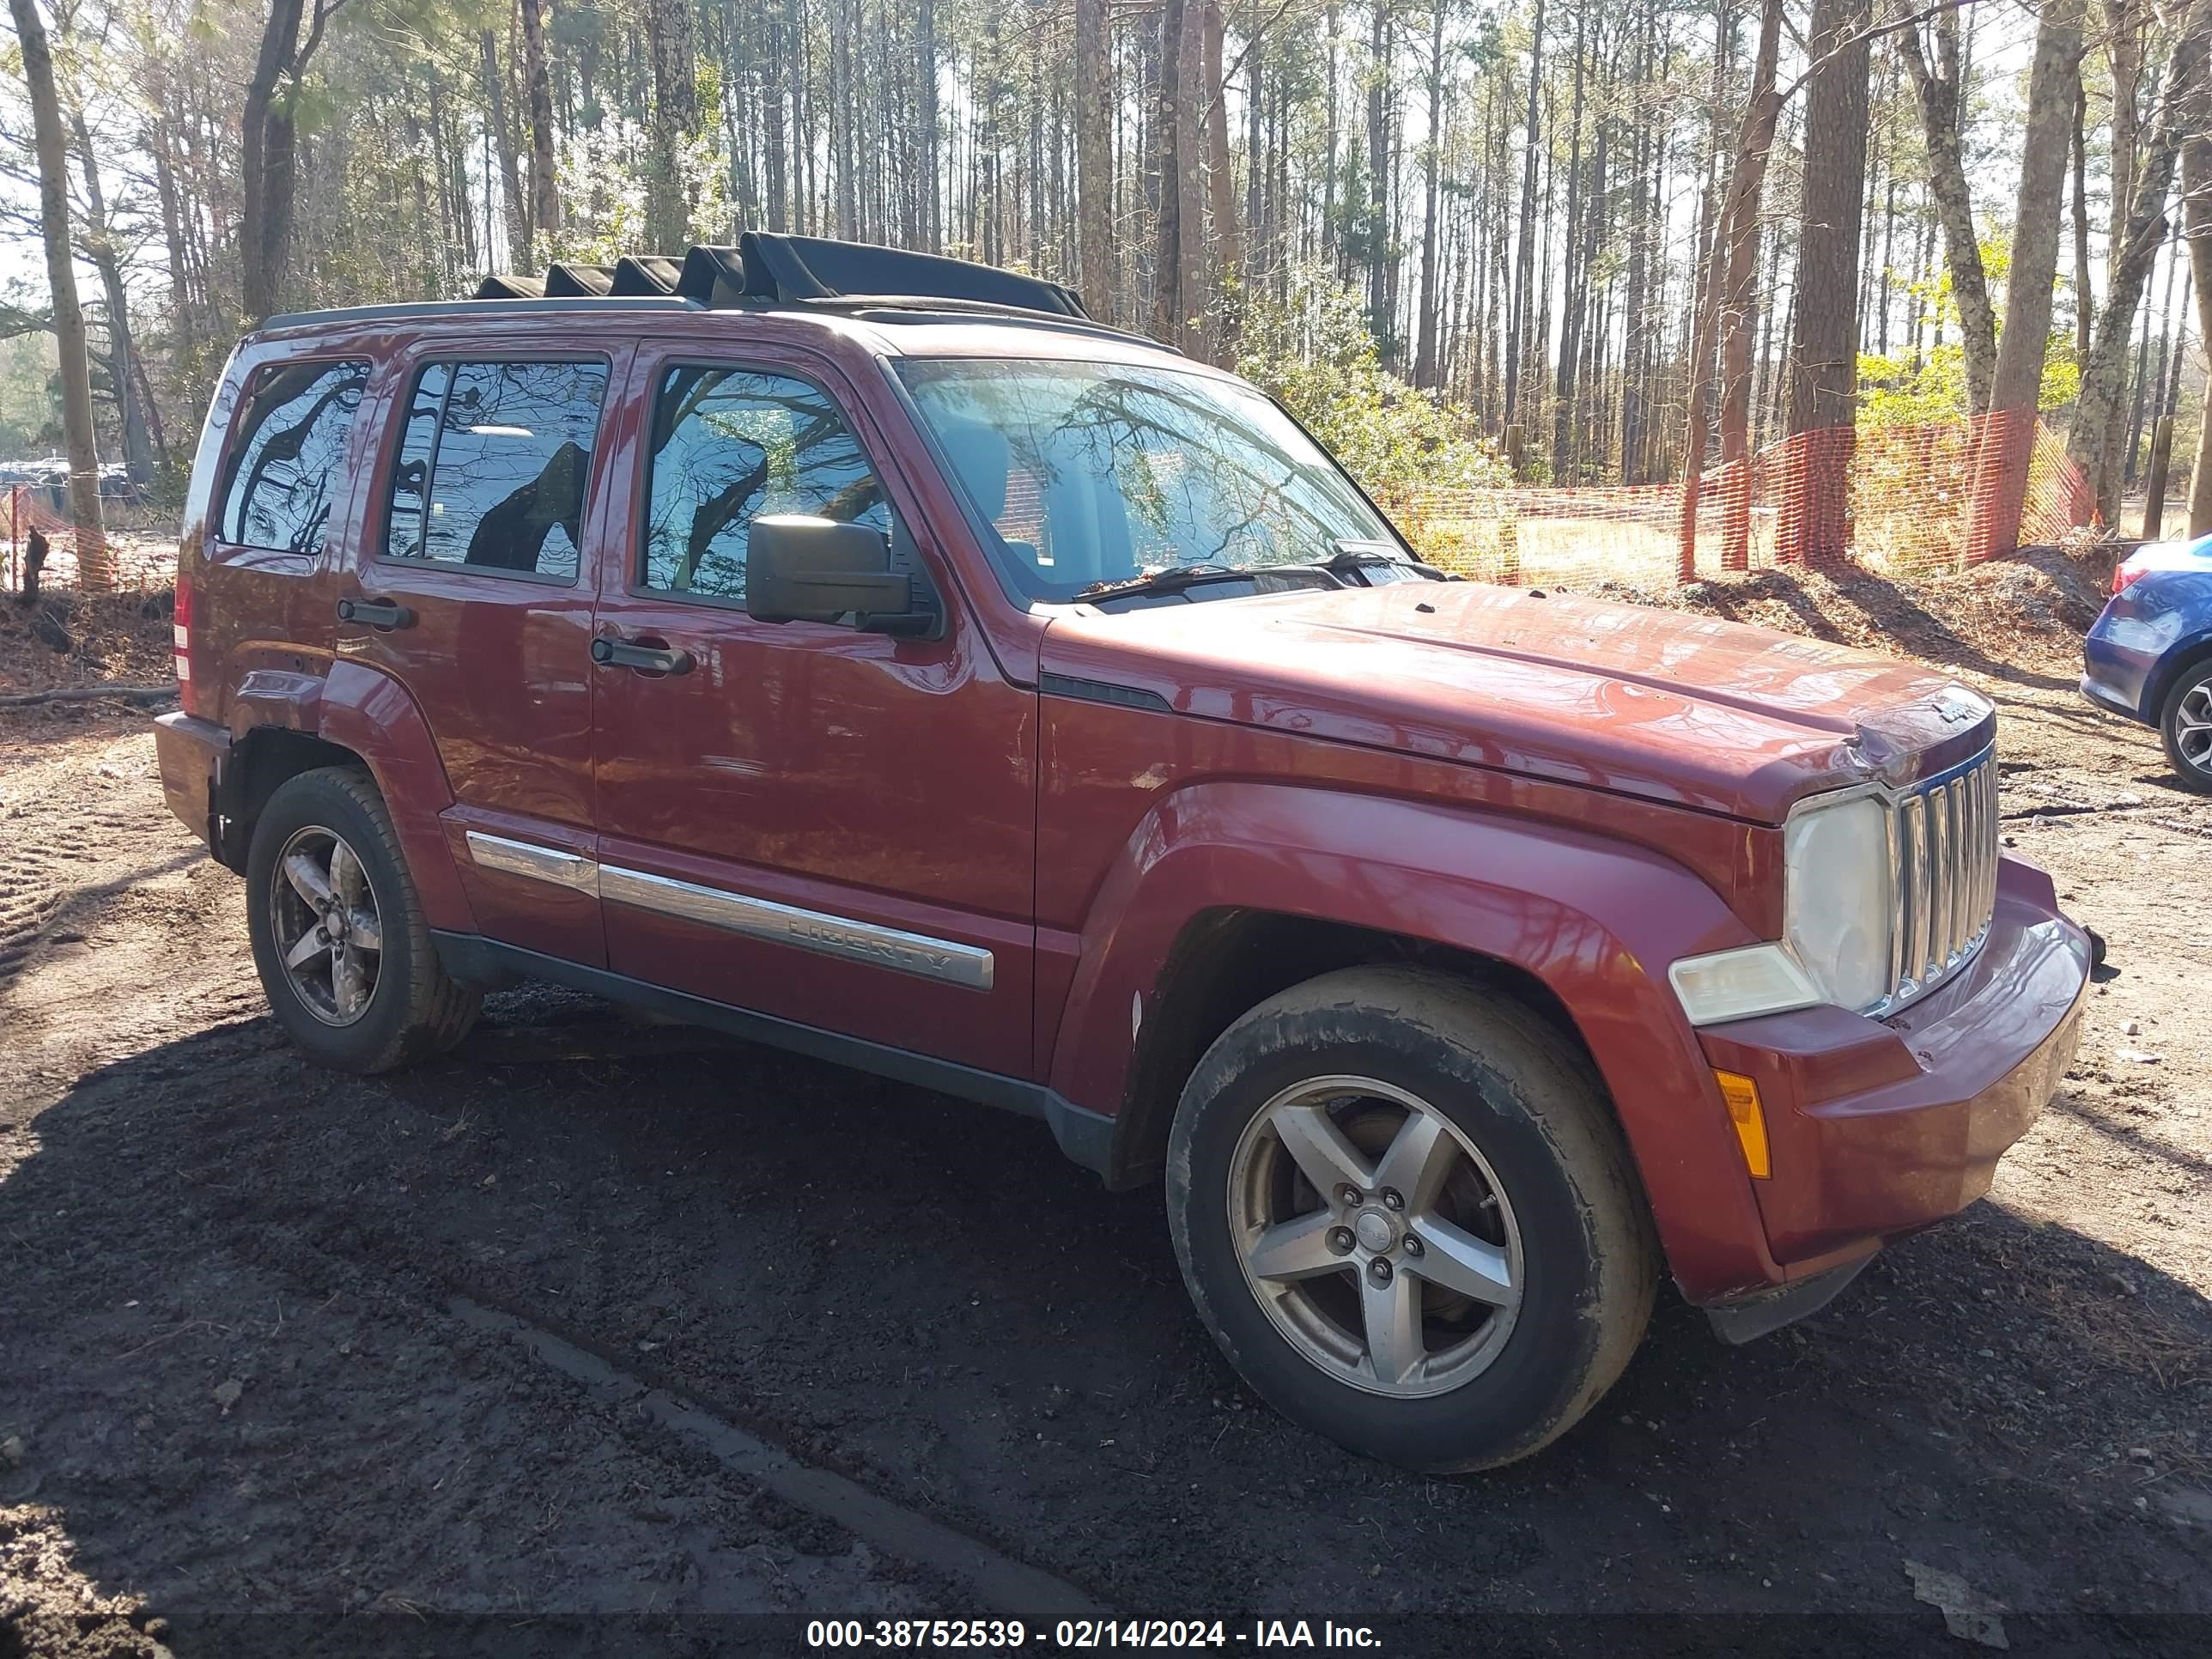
top-left (2, 553), bottom-right (2208, 1658)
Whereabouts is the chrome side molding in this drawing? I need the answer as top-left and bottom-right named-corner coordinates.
top-left (599, 865), bottom-right (995, 991)
top-left (462, 830), bottom-right (993, 991)
top-left (465, 830), bottom-right (599, 893)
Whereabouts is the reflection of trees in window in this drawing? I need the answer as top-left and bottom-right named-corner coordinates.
top-left (904, 365), bottom-right (1393, 590)
top-left (380, 360), bottom-right (607, 578)
top-left (383, 364), bottom-right (450, 560)
top-left (644, 368), bottom-right (889, 599)
top-left (220, 361), bottom-right (369, 555)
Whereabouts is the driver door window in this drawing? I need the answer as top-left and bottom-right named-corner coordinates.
top-left (641, 367), bottom-right (891, 602)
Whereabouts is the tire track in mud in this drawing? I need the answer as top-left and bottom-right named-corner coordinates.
top-left (0, 854), bottom-right (66, 982)
top-left (447, 1293), bottom-right (1110, 1622)
top-left (139, 1136), bottom-right (1114, 1624)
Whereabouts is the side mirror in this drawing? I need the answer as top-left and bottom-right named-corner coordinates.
top-left (745, 514), bottom-right (935, 635)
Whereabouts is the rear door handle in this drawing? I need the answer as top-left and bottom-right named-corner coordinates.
top-left (591, 635), bottom-right (694, 676)
top-left (337, 597), bottom-right (414, 629)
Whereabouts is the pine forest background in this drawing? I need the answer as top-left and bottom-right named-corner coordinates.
top-left (3, 0), bottom-right (2209, 553)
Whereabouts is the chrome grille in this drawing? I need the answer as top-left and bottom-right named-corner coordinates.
top-left (1884, 747), bottom-right (1999, 1010)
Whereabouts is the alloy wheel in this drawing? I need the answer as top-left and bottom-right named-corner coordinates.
top-left (1227, 1074), bottom-right (1523, 1398)
top-left (269, 824), bottom-right (384, 1026)
top-left (2177, 682), bottom-right (2212, 775)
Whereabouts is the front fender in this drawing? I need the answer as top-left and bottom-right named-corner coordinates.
top-left (1047, 781), bottom-right (1784, 1297)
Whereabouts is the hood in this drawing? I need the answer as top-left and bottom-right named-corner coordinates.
top-left (1042, 581), bottom-right (1996, 823)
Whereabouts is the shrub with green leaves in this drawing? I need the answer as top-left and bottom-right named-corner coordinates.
top-left (1236, 274), bottom-right (1510, 502)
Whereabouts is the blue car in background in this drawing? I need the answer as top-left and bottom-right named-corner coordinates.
top-left (2082, 530), bottom-right (2212, 793)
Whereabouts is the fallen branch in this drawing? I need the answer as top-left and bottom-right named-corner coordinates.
top-left (0, 683), bottom-right (176, 708)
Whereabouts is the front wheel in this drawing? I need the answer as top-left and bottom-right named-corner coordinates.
top-left (1165, 968), bottom-right (1658, 1472)
top-left (245, 766), bottom-right (480, 1073)
top-left (2160, 661), bottom-right (2212, 794)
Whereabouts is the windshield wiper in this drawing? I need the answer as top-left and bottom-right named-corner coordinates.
top-left (1075, 561), bottom-right (1253, 602)
top-left (1282, 538), bottom-right (1462, 586)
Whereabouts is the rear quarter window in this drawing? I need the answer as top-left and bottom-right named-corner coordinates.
top-left (216, 359), bottom-right (371, 555)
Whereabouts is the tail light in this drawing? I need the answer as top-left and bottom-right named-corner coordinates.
top-left (2112, 562), bottom-right (2147, 597)
top-left (173, 568), bottom-right (212, 719)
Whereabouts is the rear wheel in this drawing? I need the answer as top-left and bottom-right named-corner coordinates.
top-left (246, 767), bottom-right (479, 1072)
top-left (2160, 661), bottom-right (2212, 793)
top-left (1165, 967), bottom-right (1657, 1472)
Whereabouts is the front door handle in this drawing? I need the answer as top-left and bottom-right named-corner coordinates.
top-left (591, 635), bottom-right (694, 676)
top-left (337, 596), bottom-right (415, 629)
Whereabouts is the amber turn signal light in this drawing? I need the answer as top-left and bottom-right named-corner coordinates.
top-left (1713, 1069), bottom-right (1771, 1179)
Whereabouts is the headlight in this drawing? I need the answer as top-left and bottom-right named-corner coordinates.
top-left (1782, 793), bottom-right (1893, 1011)
top-left (1671, 790), bottom-right (1893, 1026)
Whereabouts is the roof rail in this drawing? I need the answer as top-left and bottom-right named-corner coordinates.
top-left (473, 232), bottom-right (1097, 325)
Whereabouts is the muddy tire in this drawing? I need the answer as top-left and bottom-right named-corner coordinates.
top-left (2158, 660), bottom-right (2212, 794)
top-left (1165, 966), bottom-right (1658, 1473)
top-left (245, 767), bottom-right (479, 1073)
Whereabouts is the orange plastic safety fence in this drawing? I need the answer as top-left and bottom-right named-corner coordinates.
top-left (1, 486), bottom-right (177, 592)
top-left (1387, 414), bottom-right (2091, 589)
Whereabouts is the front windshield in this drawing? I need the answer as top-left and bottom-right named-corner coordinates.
top-left (896, 358), bottom-right (1406, 604)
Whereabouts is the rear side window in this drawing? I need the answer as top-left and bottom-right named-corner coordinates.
top-left (217, 360), bottom-right (369, 555)
top-left (381, 359), bottom-right (609, 580)
top-left (641, 367), bottom-right (889, 600)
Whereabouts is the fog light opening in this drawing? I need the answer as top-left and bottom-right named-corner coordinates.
top-left (1715, 1069), bottom-right (1771, 1180)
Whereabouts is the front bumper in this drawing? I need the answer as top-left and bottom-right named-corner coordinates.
top-left (1693, 856), bottom-right (2089, 1291)
top-left (153, 710), bottom-right (233, 860)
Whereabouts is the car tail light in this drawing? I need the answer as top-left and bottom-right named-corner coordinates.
top-left (2112, 562), bottom-right (2146, 596)
top-left (173, 569), bottom-right (211, 718)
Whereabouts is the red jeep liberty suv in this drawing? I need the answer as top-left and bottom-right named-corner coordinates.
top-left (154, 236), bottom-right (2091, 1471)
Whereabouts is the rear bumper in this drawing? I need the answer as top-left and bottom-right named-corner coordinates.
top-left (2080, 671), bottom-right (2142, 721)
top-left (153, 710), bottom-right (232, 858)
top-left (1691, 857), bottom-right (2089, 1302)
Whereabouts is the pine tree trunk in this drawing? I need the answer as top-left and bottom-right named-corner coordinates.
top-left (1411, 0), bottom-right (1443, 387)
top-left (1779, 0), bottom-right (1870, 563)
top-left (1202, 1), bottom-right (1237, 362)
top-left (1550, 0), bottom-right (1588, 478)
top-left (70, 114), bottom-right (154, 484)
top-left (240, 0), bottom-right (309, 322)
top-left (1504, 0), bottom-right (1545, 432)
top-left (1076, 0), bottom-right (1112, 314)
top-left (1971, 0), bottom-right (2087, 559)
top-left (1716, 0), bottom-right (1782, 568)
top-left (1176, 0), bottom-right (1206, 357)
top-left (520, 0), bottom-right (562, 251)
top-left (2067, 0), bottom-right (2210, 523)
top-left (1153, 0), bottom-right (1187, 344)
top-left (483, 30), bottom-right (531, 264)
top-left (1680, 0), bottom-right (1780, 574)
top-left (646, 0), bottom-right (699, 249)
top-left (1900, 12), bottom-right (1996, 412)
top-left (9, 0), bottom-right (108, 586)
top-left (2186, 128), bottom-right (2212, 537)
top-left (1364, 3), bottom-right (1389, 356)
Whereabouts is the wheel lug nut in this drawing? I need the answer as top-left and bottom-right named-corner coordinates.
top-left (1381, 1188), bottom-right (1404, 1212)
top-left (1328, 1227), bottom-right (1355, 1255)
top-left (1336, 1184), bottom-right (1361, 1208)
top-left (1402, 1234), bottom-right (1424, 1258)
top-left (315, 927), bottom-right (329, 943)
top-left (1369, 1258), bottom-right (1393, 1285)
